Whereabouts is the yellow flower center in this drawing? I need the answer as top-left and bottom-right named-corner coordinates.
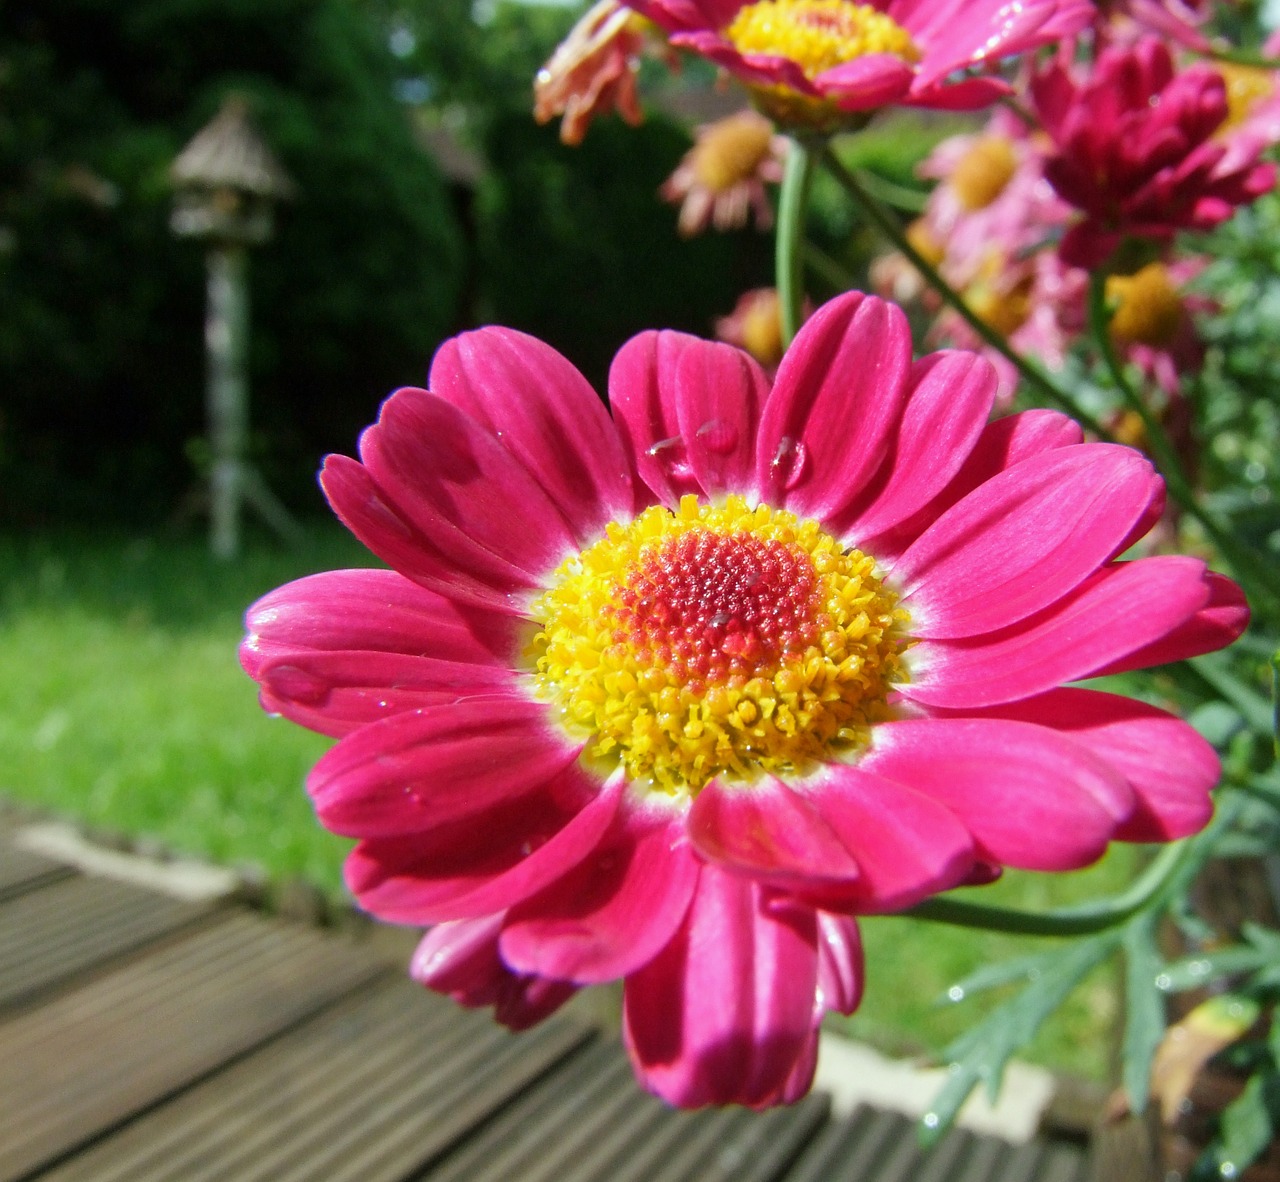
top-left (949, 135), bottom-right (1019, 211)
top-left (1217, 63), bottom-right (1274, 130)
top-left (725, 0), bottom-right (921, 79)
top-left (1106, 263), bottom-right (1183, 347)
top-left (691, 111), bottom-right (778, 192)
top-left (738, 291), bottom-right (786, 368)
top-left (526, 494), bottom-right (909, 799)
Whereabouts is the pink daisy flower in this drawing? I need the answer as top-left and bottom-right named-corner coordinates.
top-left (242, 291), bottom-right (1247, 1109)
top-left (1032, 38), bottom-right (1278, 268)
top-left (620, 0), bottom-right (1093, 127)
top-left (660, 110), bottom-right (789, 237)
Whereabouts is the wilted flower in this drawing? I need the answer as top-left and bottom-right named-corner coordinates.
top-left (243, 292), bottom-right (1246, 1109)
top-left (661, 110), bottom-right (788, 236)
top-left (534, 0), bottom-right (655, 145)
top-left (621, 0), bottom-right (1093, 128)
top-left (1032, 38), bottom-right (1277, 267)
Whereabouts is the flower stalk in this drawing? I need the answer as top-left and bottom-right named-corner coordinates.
top-left (777, 135), bottom-right (820, 349)
top-left (817, 144), bottom-right (1114, 441)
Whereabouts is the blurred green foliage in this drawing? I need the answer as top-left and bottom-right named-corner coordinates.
top-left (1, 0), bottom-right (466, 524)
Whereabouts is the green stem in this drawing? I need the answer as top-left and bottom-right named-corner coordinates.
top-left (849, 167), bottom-right (927, 213)
top-left (905, 840), bottom-right (1191, 937)
top-left (1086, 273), bottom-right (1278, 612)
top-left (1206, 46), bottom-right (1280, 69)
top-left (817, 145), bottom-right (1114, 441)
top-left (803, 241), bottom-right (858, 292)
top-left (777, 136), bottom-right (819, 349)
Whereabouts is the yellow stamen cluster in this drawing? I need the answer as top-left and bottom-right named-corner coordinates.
top-left (525, 494), bottom-right (910, 798)
top-left (691, 111), bottom-right (778, 192)
top-left (726, 0), bottom-right (921, 78)
top-left (1106, 263), bottom-right (1183, 347)
top-left (949, 135), bottom-right (1019, 211)
top-left (1217, 63), bottom-right (1274, 131)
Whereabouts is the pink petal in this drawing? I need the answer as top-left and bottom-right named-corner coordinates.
top-left (807, 765), bottom-right (976, 910)
top-left (359, 387), bottom-right (578, 584)
top-left (814, 55), bottom-right (915, 110)
top-left (673, 337), bottom-right (770, 497)
top-left (623, 866), bottom-right (820, 1109)
top-left (321, 455), bottom-right (532, 612)
top-left (1093, 572), bottom-right (1249, 674)
top-left (608, 330), bottom-right (704, 506)
top-left (410, 916), bottom-right (577, 1031)
top-left (834, 350), bottom-right (997, 544)
top-left (866, 408), bottom-right (1083, 561)
top-left (895, 444), bottom-right (1162, 639)
top-left (343, 771), bottom-right (621, 925)
top-left (308, 696), bottom-right (585, 837)
top-left (862, 717), bottom-right (1130, 869)
top-left (428, 327), bottom-right (637, 535)
top-left (756, 292), bottom-right (913, 520)
top-left (501, 805), bottom-right (700, 983)
top-left (687, 776), bottom-right (861, 891)
top-left (241, 569), bottom-right (518, 737)
top-left (969, 688), bottom-right (1219, 841)
top-left (907, 557), bottom-right (1214, 708)
top-left (816, 912), bottom-right (864, 1017)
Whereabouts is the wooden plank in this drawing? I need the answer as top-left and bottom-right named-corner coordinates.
top-left (0, 874), bottom-right (212, 1013)
top-left (0, 843), bottom-right (74, 901)
top-left (0, 913), bottom-right (385, 1180)
top-left (44, 977), bottom-right (592, 1182)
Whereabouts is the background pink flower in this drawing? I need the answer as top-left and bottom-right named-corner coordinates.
top-left (622, 0), bottom-right (1093, 126)
top-left (243, 292), bottom-right (1246, 1109)
top-left (1032, 38), bottom-right (1277, 267)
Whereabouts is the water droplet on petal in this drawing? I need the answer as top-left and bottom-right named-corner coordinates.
top-left (646, 434), bottom-right (693, 479)
top-left (770, 436), bottom-right (809, 490)
top-left (696, 418), bottom-right (739, 455)
top-left (265, 664), bottom-right (332, 706)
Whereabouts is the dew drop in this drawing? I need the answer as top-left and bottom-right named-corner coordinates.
top-left (947, 985), bottom-right (965, 1003)
top-left (265, 665), bottom-right (332, 706)
top-left (770, 436), bottom-right (809, 490)
top-left (696, 418), bottom-right (739, 455)
top-left (1155, 973), bottom-right (1173, 991)
top-left (922, 1112), bottom-right (940, 1130)
top-left (1220, 1162), bottom-right (1239, 1178)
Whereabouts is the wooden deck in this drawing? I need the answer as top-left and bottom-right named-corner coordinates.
top-left (0, 826), bottom-right (1094, 1182)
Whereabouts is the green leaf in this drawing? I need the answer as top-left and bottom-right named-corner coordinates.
top-left (920, 933), bottom-right (1121, 1144)
top-left (1190, 653), bottom-right (1274, 735)
top-left (1193, 1070), bottom-right (1280, 1181)
top-left (1122, 914), bottom-right (1166, 1112)
top-left (934, 949), bottom-right (1065, 1006)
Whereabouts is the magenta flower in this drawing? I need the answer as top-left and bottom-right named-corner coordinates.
top-left (242, 292), bottom-right (1246, 1109)
top-left (620, 0), bottom-right (1092, 126)
top-left (1032, 38), bottom-right (1278, 268)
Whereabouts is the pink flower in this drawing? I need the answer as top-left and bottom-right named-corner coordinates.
top-left (660, 110), bottom-right (788, 236)
top-left (621, 0), bottom-right (1093, 127)
top-left (242, 292), bottom-right (1247, 1109)
top-left (1032, 38), bottom-right (1278, 267)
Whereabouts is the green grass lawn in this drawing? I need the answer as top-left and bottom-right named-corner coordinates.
top-left (0, 526), bottom-right (1138, 1079)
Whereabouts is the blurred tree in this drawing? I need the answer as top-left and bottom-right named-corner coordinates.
top-left (0, 0), bottom-right (464, 524)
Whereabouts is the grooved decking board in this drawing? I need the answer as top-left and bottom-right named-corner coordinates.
top-left (0, 913), bottom-right (385, 1181)
top-left (781, 1105), bottom-right (1090, 1182)
top-left (0, 874), bottom-right (212, 1013)
top-left (424, 1036), bottom-right (829, 1182)
top-left (0, 844), bottom-right (74, 901)
top-left (38, 976), bottom-right (594, 1182)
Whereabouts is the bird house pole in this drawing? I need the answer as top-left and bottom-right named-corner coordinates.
top-left (171, 96), bottom-right (297, 559)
